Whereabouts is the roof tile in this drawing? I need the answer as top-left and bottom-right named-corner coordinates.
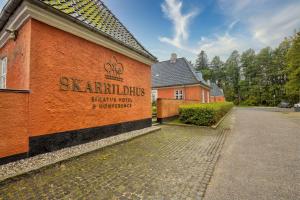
top-left (152, 58), bottom-right (209, 88)
top-left (39, 0), bottom-right (156, 60)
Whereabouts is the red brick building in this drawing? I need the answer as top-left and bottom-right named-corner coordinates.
top-left (210, 82), bottom-right (225, 102)
top-left (0, 0), bottom-right (156, 164)
top-left (152, 54), bottom-right (211, 102)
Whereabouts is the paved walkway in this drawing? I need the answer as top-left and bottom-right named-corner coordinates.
top-left (0, 125), bottom-right (229, 200)
top-left (205, 108), bottom-right (300, 200)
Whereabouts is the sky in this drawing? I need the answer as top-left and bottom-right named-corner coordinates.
top-left (1, 0), bottom-right (300, 62)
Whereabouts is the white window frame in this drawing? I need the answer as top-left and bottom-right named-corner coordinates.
top-left (202, 89), bottom-right (205, 103)
top-left (207, 91), bottom-right (210, 103)
top-left (175, 89), bottom-right (184, 100)
top-left (151, 90), bottom-right (158, 103)
top-left (0, 57), bottom-right (7, 89)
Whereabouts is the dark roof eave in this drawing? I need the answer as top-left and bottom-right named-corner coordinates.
top-left (0, 0), bottom-right (157, 62)
top-left (152, 82), bottom-right (211, 89)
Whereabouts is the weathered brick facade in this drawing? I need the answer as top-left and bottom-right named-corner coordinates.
top-left (0, 17), bottom-right (154, 163)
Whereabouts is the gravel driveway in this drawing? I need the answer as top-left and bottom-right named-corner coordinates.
top-left (205, 107), bottom-right (300, 200)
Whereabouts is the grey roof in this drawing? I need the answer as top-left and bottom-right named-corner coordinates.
top-left (0, 0), bottom-right (156, 61)
top-left (210, 83), bottom-right (224, 96)
top-left (152, 57), bottom-right (209, 88)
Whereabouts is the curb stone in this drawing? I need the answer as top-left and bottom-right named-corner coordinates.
top-left (164, 108), bottom-right (234, 129)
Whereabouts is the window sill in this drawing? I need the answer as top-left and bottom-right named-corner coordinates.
top-left (0, 89), bottom-right (30, 93)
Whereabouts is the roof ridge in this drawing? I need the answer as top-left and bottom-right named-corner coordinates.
top-left (182, 57), bottom-right (202, 83)
top-left (0, 0), bottom-right (157, 61)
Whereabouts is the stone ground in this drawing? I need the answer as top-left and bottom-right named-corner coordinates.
top-left (0, 127), bottom-right (160, 182)
top-left (205, 107), bottom-right (300, 200)
top-left (0, 122), bottom-right (230, 199)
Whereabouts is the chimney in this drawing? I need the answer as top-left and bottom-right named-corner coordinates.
top-left (170, 53), bottom-right (177, 63)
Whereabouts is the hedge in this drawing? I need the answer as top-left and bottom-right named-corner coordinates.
top-left (179, 102), bottom-right (234, 126)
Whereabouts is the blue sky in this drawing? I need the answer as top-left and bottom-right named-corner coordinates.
top-left (1, 0), bottom-right (300, 62)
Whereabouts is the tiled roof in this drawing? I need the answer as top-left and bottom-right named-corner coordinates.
top-left (152, 57), bottom-right (209, 88)
top-left (0, 0), bottom-right (156, 61)
top-left (210, 83), bottom-right (224, 96)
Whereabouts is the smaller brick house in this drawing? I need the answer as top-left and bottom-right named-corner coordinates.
top-left (152, 54), bottom-right (211, 103)
top-left (210, 82), bottom-right (225, 102)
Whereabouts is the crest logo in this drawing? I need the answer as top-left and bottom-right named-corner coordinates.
top-left (104, 56), bottom-right (124, 82)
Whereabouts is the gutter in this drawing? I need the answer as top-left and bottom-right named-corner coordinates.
top-left (0, 0), bottom-right (22, 31)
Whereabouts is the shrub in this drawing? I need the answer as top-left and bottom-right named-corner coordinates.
top-left (179, 102), bottom-right (234, 126)
top-left (240, 97), bottom-right (259, 106)
top-left (152, 106), bottom-right (157, 114)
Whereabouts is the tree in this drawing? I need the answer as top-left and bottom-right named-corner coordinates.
top-left (271, 38), bottom-right (291, 104)
top-left (195, 50), bottom-right (208, 71)
top-left (239, 49), bottom-right (257, 104)
top-left (285, 32), bottom-right (300, 103)
top-left (210, 56), bottom-right (225, 84)
top-left (197, 32), bottom-right (296, 106)
top-left (252, 47), bottom-right (272, 105)
top-left (195, 50), bottom-right (212, 80)
top-left (224, 50), bottom-right (241, 104)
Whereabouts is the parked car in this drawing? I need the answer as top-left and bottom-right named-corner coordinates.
top-left (294, 103), bottom-right (300, 112)
top-left (278, 100), bottom-right (292, 108)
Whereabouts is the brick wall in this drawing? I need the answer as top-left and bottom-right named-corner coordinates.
top-left (0, 19), bottom-right (152, 160)
top-left (157, 85), bottom-right (210, 102)
top-left (156, 98), bottom-right (200, 122)
top-left (0, 20), bottom-right (31, 90)
top-left (210, 96), bottom-right (225, 103)
top-left (0, 90), bottom-right (29, 158)
top-left (28, 19), bottom-right (152, 137)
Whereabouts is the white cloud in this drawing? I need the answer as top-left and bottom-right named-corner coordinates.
top-left (249, 3), bottom-right (300, 45)
top-left (158, 0), bottom-right (300, 61)
top-left (200, 0), bottom-right (300, 60)
top-left (218, 0), bottom-right (300, 47)
top-left (196, 34), bottom-right (245, 60)
top-left (159, 0), bottom-right (199, 48)
top-left (158, 0), bottom-right (248, 60)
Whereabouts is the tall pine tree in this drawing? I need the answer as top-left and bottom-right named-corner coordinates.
top-left (224, 50), bottom-right (241, 104)
top-left (285, 32), bottom-right (300, 103)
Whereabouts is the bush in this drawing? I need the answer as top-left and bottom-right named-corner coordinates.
top-left (240, 97), bottom-right (259, 106)
top-left (152, 106), bottom-right (157, 114)
top-left (179, 102), bottom-right (234, 126)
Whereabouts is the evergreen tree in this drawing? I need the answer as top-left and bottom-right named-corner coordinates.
top-left (240, 49), bottom-right (257, 104)
top-left (224, 50), bottom-right (241, 104)
top-left (271, 38), bottom-right (291, 104)
top-left (197, 32), bottom-right (297, 106)
top-left (285, 32), bottom-right (300, 103)
top-left (195, 51), bottom-right (212, 80)
top-left (255, 47), bottom-right (274, 105)
top-left (210, 56), bottom-right (225, 84)
top-left (195, 50), bottom-right (208, 71)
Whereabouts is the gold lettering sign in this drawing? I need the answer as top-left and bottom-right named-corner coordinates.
top-left (59, 57), bottom-right (144, 109)
top-left (59, 76), bottom-right (145, 109)
top-left (59, 77), bottom-right (145, 96)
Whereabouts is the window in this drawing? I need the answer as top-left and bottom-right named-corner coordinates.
top-left (202, 89), bottom-right (205, 103)
top-left (151, 90), bottom-right (158, 103)
top-left (0, 57), bottom-right (7, 89)
top-left (175, 90), bottom-right (184, 100)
